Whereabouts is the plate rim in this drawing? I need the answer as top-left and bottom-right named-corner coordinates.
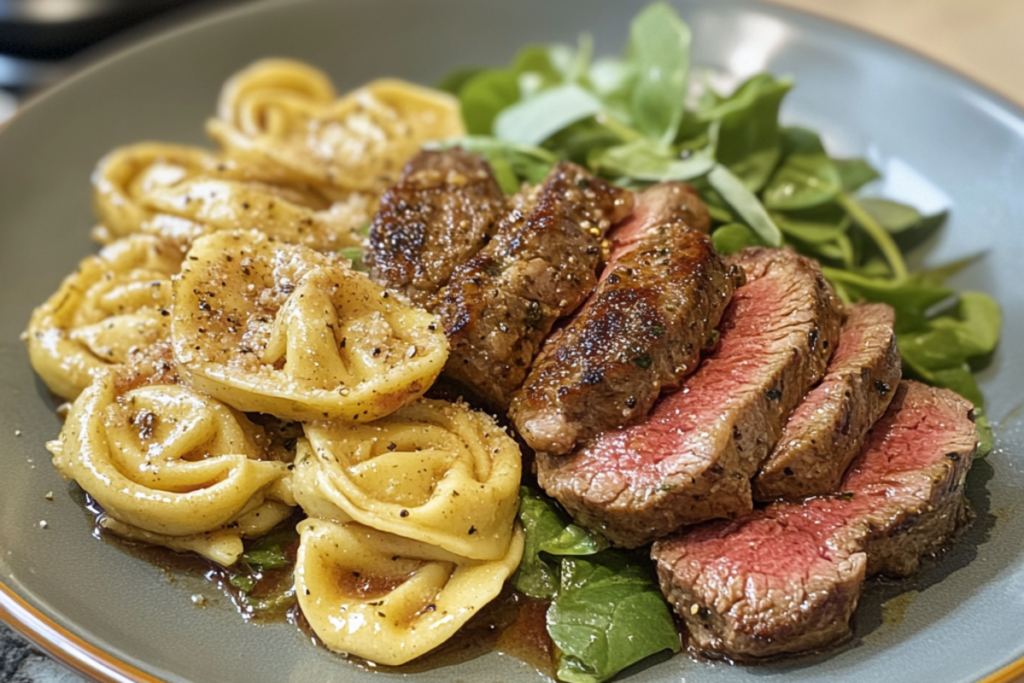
top-left (2, 1), bottom-right (1023, 682)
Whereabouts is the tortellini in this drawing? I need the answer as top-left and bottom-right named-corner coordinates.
top-left (48, 369), bottom-right (292, 565)
top-left (92, 142), bottom-right (370, 250)
top-left (294, 399), bottom-right (521, 560)
top-left (206, 59), bottom-right (465, 194)
top-left (171, 230), bottom-right (448, 422)
top-left (26, 234), bottom-right (184, 400)
top-left (294, 519), bottom-right (524, 666)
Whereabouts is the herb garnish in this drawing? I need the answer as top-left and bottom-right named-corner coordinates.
top-left (439, 1), bottom-right (999, 456)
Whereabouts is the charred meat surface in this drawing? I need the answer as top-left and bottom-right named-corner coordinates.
top-left (511, 214), bottom-right (742, 455)
top-left (652, 381), bottom-right (976, 660)
top-left (437, 162), bottom-right (633, 411)
top-left (537, 247), bottom-right (843, 547)
top-left (603, 182), bottom-right (711, 268)
top-left (754, 302), bottom-right (902, 501)
top-left (366, 149), bottom-right (506, 307)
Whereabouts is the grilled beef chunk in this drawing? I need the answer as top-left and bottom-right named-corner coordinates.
top-left (604, 182), bottom-right (711, 266)
top-left (510, 196), bottom-right (741, 455)
top-left (653, 381), bottom-right (976, 660)
top-left (754, 302), bottom-right (902, 501)
top-left (537, 248), bottom-right (843, 547)
top-left (437, 162), bottom-right (633, 411)
top-left (366, 149), bottom-right (506, 307)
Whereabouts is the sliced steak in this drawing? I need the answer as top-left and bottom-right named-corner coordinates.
top-left (604, 182), bottom-right (711, 267)
top-left (754, 302), bottom-right (902, 501)
top-left (437, 162), bottom-right (633, 410)
top-left (510, 218), bottom-right (742, 455)
top-left (366, 149), bottom-right (506, 307)
top-left (537, 248), bottom-right (843, 547)
top-left (653, 381), bottom-right (976, 660)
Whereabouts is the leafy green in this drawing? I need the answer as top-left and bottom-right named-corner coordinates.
top-left (513, 489), bottom-right (677, 681)
top-left (512, 487), bottom-right (607, 599)
top-left (628, 2), bottom-right (691, 144)
top-left (706, 164), bottom-right (782, 245)
top-left (495, 84), bottom-right (603, 146)
top-left (338, 246), bottom-right (366, 272)
top-left (549, 553), bottom-right (680, 683)
top-left (440, 1), bottom-right (1001, 455)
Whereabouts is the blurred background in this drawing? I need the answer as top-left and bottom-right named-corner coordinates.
top-left (2, 0), bottom-right (1024, 126)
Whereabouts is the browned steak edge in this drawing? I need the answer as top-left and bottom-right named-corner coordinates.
top-left (538, 247), bottom-right (843, 547)
top-left (652, 381), bottom-right (976, 660)
top-left (753, 302), bottom-right (902, 501)
top-left (510, 225), bottom-right (742, 455)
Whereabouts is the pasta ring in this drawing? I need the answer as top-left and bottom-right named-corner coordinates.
top-left (48, 369), bottom-right (292, 563)
top-left (295, 519), bottom-right (524, 666)
top-left (207, 59), bottom-right (464, 193)
top-left (25, 234), bottom-right (184, 400)
top-left (171, 230), bottom-right (448, 422)
top-left (294, 398), bottom-right (521, 560)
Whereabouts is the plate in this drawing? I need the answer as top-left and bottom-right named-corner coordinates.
top-left (1, 1), bottom-right (1023, 682)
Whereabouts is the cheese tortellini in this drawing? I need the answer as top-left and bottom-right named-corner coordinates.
top-left (295, 519), bottom-right (523, 666)
top-left (92, 142), bottom-right (370, 250)
top-left (26, 234), bottom-right (184, 400)
top-left (171, 230), bottom-right (448, 422)
top-left (206, 59), bottom-right (465, 194)
top-left (294, 399), bottom-right (521, 560)
top-left (26, 59), bottom-right (525, 669)
top-left (48, 369), bottom-right (292, 565)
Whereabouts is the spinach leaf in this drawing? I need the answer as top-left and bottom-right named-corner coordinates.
top-left (459, 69), bottom-right (521, 135)
top-left (702, 74), bottom-right (792, 191)
top-left (338, 246), bottom-right (366, 272)
top-left (707, 164), bottom-right (782, 246)
top-left (495, 84), bottom-right (603, 146)
top-left (627, 2), bottom-right (691, 145)
top-left (835, 158), bottom-right (881, 192)
top-left (712, 222), bottom-right (765, 254)
top-left (589, 138), bottom-right (714, 181)
top-left (512, 487), bottom-right (607, 599)
top-left (763, 153), bottom-right (842, 210)
top-left (549, 553), bottom-right (680, 683)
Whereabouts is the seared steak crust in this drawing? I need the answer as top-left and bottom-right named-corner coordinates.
top-left (510, 223), bottom-right (742, 455)
top-left (604, 182), bottom-right (711, 266)
top-left (653, 381), bottom-right (976, 660)
top-left (754, 302), bottom-right (902, 501)
top-left (538, 248), bottom-right (843, 547)
top-left (437, 162), bottom-right (633, 410)
top-left (366, 149), bottom-right (506, 307)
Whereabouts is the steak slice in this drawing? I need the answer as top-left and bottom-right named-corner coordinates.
top-left (754, 302), bottom-right (902, 501)
top-left (537, 248), bottom-right (843, 547)
top-left (366, 149), bottom-right (506, 307)
top-left (437, 162), bottom-right (633, 411)
top-left (603, 182), bottom-right (711, 267)
top-left (510, 207), bottom-right (742, 455)
top-left (652, 381), bottom-right (976, 660)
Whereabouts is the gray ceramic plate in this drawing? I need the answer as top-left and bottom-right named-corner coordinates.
top-left (1, 1), bottom-right (1022, 682)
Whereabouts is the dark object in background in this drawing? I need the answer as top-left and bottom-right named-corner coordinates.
top-left (0, 0), bottom-right (241, 93)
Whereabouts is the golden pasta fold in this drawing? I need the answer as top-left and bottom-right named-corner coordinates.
top-left (207, 59), bottom-right (465, 194)
top-left (171, 230), bottom-right (448, 422)
top-left (26, 234), bottom-right (184, 400)
top-left (295, 519), bottom-right (523, 666)
top-left (48, 370), bottom-right (291, 563)
top-left (294, 399), bottom-right (521, 560)
top-left (92, 142), bottom-right (369, 250)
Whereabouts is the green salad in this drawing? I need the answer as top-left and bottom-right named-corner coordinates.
top-left (433, 3), bottom-right (1002, 681)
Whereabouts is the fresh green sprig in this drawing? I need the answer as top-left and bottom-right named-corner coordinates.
top-left (438, 0), bottom-right (1000, 456)
top-left (513, 489), bottom-right (679, 683)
